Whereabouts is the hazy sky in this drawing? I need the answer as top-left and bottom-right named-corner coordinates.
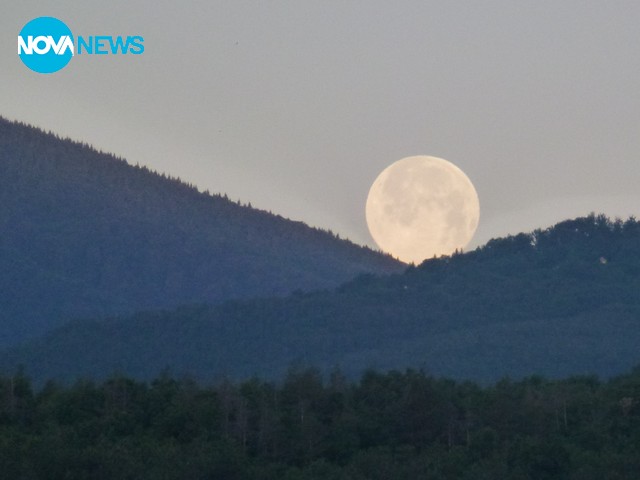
top-left (3, 1), bottom-right (639, 251)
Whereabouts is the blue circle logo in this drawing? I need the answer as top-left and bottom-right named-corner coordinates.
top-left (18, 17), bottom-right (74, 74)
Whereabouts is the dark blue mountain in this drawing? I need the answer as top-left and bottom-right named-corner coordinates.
top-left (3, 213), bottom-right (640, 384)
top-left (0, 117), bottom-right (402, 346)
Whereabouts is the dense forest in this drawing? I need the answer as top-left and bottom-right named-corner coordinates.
top-left (3, 213), bottom-right (640, 384)
top-left (1, 366), bottom-right (639, 479)
top-left (0, 117), bottom-right (401, 346)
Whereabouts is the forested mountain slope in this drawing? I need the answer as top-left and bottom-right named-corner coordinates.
top-left (0, 117), bottom-right (402, 346)
top-left (4, 214), bottom-right (639, 384)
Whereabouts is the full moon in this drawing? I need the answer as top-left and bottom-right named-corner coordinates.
top-left (365, 155), bottom-right (480, 264)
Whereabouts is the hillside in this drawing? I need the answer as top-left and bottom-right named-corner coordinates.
top-left (4, 214), bottom-right (640, 384)
top-left (0, 117), bottom-right (402, 346)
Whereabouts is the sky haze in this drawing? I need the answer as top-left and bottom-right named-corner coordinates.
top-left (3, 1), bottom-right (639, 251)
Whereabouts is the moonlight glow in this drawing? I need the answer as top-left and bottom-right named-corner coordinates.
top-left (365, 156), bottom-right (480, 264)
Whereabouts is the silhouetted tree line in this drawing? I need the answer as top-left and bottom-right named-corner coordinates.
top-left (0, 366), bottom-right (639, 479)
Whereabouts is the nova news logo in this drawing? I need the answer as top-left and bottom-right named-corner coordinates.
top-left (18, 16), bottom-right (144, 74)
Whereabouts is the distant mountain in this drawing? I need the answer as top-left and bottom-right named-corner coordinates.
top-left (0, 117), bottom-right (402, 346)
top-left (4, 214), bottom-right (640, 384)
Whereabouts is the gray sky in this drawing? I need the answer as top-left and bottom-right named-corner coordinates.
top-left (3, 1), bottom-right (639, 251)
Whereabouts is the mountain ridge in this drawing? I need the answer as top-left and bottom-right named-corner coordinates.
top-left (0, 116), bottom-right (402, 346)
top-left (4, 213), bottom-right (639, 384)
